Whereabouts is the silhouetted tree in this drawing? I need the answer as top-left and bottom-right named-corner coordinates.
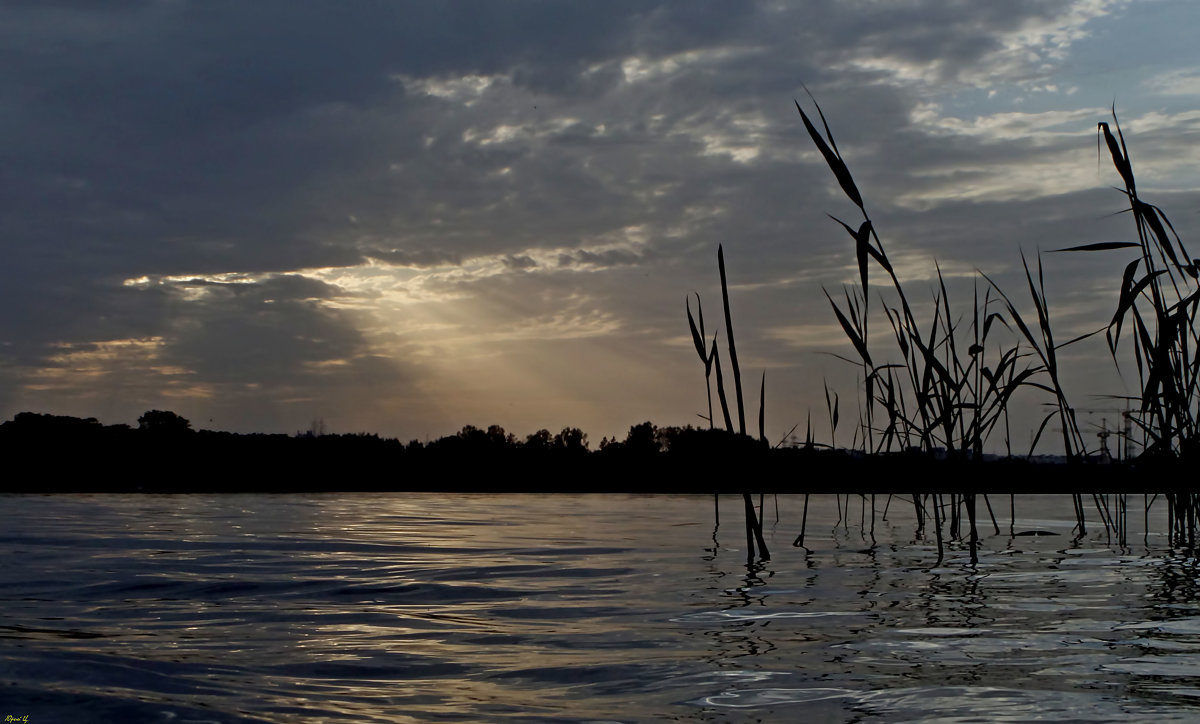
top-left (524, 428), bottom-right (554, 451)
top-left (137, 410), bottom-right (192, 434)
top-left (623, 421), bottom-right (660, 455)
top-left (3, 412), bottom-right (102, 435)
top-left (458, 424), bottom-right (486, 447)
top-left (554, 426), bottom-right (589, 453)
top-left (486, 424), bottom-right (517, 448)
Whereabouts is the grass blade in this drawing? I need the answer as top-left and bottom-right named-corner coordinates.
top-left (1050, 241), bottom-right (1141, 253)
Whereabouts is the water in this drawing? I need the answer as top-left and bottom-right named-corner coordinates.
top-left (2, 493), bottom-right (1200, 722)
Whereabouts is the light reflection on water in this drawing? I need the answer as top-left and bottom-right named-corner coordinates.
top-left (1, 493), bottom-right (1200, 721)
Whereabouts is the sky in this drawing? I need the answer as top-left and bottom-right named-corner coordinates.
top-left (3, 0), bottom-right (1200, 450)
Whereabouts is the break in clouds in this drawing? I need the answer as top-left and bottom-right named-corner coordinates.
top-left (3, 0), bottom-right (1200, 445)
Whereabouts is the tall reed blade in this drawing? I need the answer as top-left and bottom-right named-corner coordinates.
top-left (718, 245), bottom-right (746, 435)
top-left (687, 294), bottom-right (716, 427)
top-left (1096, 107), bottom-right (1198, 459)
top-left (758, 371), bottom-right (766, 443)
top-left (712, 340), bottom-right (735, 432)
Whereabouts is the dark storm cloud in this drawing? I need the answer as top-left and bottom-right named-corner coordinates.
top-left (814, 1), bottom-right (1066, 73)
top-left (164, 299), bottom-right (362, 386)
top-left (0, 0), bottom-right (646, 279)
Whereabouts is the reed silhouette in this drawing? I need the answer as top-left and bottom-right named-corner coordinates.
top-left (794, 95), bottom-right (1198, 464)
top-left (769, 93), bottom-right (1200, 561)
top-left (687, 246), bottom-right (771, 560)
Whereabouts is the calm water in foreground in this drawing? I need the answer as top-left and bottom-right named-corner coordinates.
top-left (3, 493), bottom-right (1200, 722)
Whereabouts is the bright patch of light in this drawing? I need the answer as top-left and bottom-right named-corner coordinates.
top-left (701, 135), bottom-right (761, 164)
top-left (900, 105), bottom-right (1200, 204)
top-left (395, 73), bottom-right (503, 105)
top-left (1149, 68), bottom-right (1200, 96)
top-left (619, 46), bottom-right (761, 85)
top-left (837, 0), bottom-right (1124, 91)
top-left (764, 323), bottom-right (855, 349)
top-left (462, 117), bottom-right (583, 147)
top-left (25, 337), bottom-right (209, 399)
top-left (120, 270), bottom-right (293, 303)
top-left (910, 103), bottom-right (1105, 140)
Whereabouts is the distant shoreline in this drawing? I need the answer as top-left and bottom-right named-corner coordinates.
top-left (1, 410), bottom-right (1185, 494)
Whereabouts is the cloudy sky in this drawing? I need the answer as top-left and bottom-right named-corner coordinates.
top-left (3, 0), bottom-right (1199, 449)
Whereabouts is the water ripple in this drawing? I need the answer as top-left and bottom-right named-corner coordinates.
top-left (2, 493), bottom-right (1198, 722)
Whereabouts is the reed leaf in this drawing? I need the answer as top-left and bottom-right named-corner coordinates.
top-left (826, 289), bottom-right (872, 366)
top-left (795, 98), bottom-right (863, 210)
top-left (1151, 203), bottom-right (1194, 267)
top-left (1137, 200), bottom-right (1183, 269)
top-left (1111, 270), bottom-right (1167, 346)
top-left (1099, 120), bottom-right (1134, 192)
top-left (1028, 407), bottom-right (1060, 457)
top-left (1054, 328), bottom-right (1104, 351)
top-left (686, 294), bottom-right (709, 370)
top-left (982, 311), bottom-right (1008, 341)
top-left (1108, 259), bottom-right (1143, 352)
top-left (885, 306), bottom-right (909, 360)
top-left (712, 340), bottom-right (736, 432)
top-left (830, 216), bottom-right (877, 291)
top-left (824, 379), bottom-right (839, 444)
top-left (1050, 241), bottom-right (1141, 253)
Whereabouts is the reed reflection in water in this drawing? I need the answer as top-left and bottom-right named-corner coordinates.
top-left (2, 493), bottom-right (1200, 722)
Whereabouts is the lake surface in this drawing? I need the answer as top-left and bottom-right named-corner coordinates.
top-left (3, 492), bottom-right (1200, 722)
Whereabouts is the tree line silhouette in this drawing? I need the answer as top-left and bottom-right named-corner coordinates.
top-left (0, 410), bottom-right (779, 493)
top-left (1, 408), bottom-right (1153, 495)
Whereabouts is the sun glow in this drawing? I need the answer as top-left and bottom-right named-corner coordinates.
top-left (22, 336), bottom-right (212, 400)
top-left (100, 236), bottom-right (667, 437)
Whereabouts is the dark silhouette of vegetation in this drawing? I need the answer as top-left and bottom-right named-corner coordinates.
top-left (4, 411), bottom-right (1197, 561)
top-left (795, 91), bottom-right (1089, 463)
top-left (794, 96), bottom-right (1198, 468)
top-left (783, 93), bottom-right (1200, 561)
top-left (1087, 111), bottom-right (1199, 461)
top-left (138, 409), bottom-right (193, 435)
top-left (2, 108), bottom-right (1196, 564)
top-left (0, 411), bottom-right (768, 494)
top-left (685, 245), bottom-right (772, 560)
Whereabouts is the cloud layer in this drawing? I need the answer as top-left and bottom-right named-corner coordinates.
top-left (3, 0), bottom-right (1199, 449)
